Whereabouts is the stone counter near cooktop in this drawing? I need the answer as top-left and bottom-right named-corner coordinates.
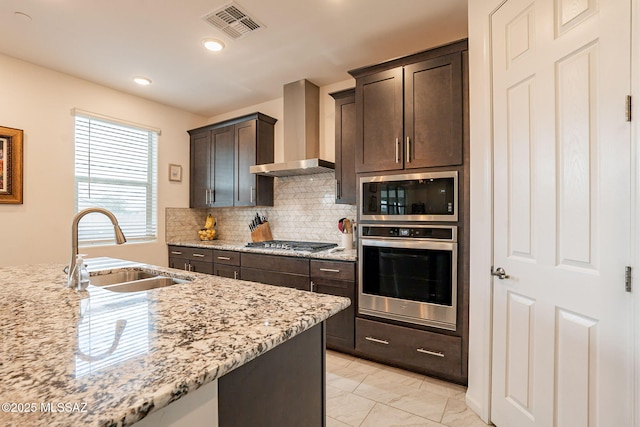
top-left (166, 240), bottom-right (358, 262)
top-left (0, 258), bottom-right (350, 427)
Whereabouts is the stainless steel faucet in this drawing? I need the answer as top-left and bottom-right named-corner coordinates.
top-left (68, 208), bottom-right (127, 285)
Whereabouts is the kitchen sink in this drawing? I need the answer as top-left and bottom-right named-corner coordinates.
top-left (89, 269), bottom-right (191, 292)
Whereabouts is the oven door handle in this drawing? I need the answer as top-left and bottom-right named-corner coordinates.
top-left (360, 238), bottom-right (456, 251)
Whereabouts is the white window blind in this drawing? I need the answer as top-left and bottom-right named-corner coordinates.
top-left (74, 113), bottom-right (158, 245)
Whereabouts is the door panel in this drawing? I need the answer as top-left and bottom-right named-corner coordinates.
top-left (190, 132), bottom-right (211, 208)
top-left (356, 68), bottom-right (403, 172)
top-left (405, 53), bottom-right (463, 168)
top-left (556, 43), bottom-right (597, 269)
top-left (490, 0), bottom-right (631, 426)
top-left (212, 125), bottom-right (234, 207)
top-left (235, 120), bottom-right (257, 206)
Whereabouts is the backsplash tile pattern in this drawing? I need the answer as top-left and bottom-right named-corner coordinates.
top-left (166, 173), bottom-right (357, 244)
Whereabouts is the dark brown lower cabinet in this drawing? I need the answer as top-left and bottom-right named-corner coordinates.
top-left (167, 246), bottom-right (357, 353)
top-left (356, 317), bottom-right (463, 383)
top-left (310, 260), bottom-right (355, 351)
top-left (168, 245), bottom-right (215, 275)
top-left (240, 252), bottom-right (310, 291)
top-left (213, 250), bottom-right (240, 279)
top-left (219, 323), bottom-right (325, 427)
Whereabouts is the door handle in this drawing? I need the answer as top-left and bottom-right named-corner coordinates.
top-left (491, 266), bottom-right (510, 280)
top-left (406, 137), bottom-right (411, 163)
top-left (395, 138), bottom-right (400, 163)
top-left (365, 336), bottom-right (389, 345)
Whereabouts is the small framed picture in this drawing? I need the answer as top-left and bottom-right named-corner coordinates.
top-left (169, 164), bottom-right (182, 182)
top-left (0, 126), bottom-right (24, 204)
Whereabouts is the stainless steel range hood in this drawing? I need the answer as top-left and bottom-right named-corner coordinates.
top-left (250, 79), bottom-right (335, 177)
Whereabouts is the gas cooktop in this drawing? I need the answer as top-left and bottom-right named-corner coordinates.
top-left (246, 240), bottom-right (338, 252)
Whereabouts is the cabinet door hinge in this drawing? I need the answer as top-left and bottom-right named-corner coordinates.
top-left (626, 95), bottom-right (632, 122)
top-left (625, 266), bottom-right (632, 292)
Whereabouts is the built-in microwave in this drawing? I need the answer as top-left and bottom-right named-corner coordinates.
top-left (360, 171), bottom-right (458, 222)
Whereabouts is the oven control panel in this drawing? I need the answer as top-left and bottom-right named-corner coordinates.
top-left (361, 225), bottom-right (456, 241)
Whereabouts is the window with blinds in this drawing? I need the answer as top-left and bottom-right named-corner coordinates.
top-left (74, 113), bottom-right (158, 244)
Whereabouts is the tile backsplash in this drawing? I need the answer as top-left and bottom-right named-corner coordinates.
top-left (166, 172), bottom-right (357, 244)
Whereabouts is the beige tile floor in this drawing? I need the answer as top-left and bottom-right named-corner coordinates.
top-left (326, 350), bottom-right (488, 427)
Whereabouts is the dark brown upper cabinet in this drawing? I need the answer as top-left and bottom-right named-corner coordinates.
top-left (330, 88), bottom-right (356, 205)
top-left (350, 40), bottom-right (467, 173)
top-left (188, 113), bottom-right (276, 208)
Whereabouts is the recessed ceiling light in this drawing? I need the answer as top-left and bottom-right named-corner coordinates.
top-left (202, 38), bottom-right (225, 52)
top-left (133, 76), bottom-right (152, 86)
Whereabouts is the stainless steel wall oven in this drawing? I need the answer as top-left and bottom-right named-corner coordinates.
top-left (358, 224), bottom-right (457, 330)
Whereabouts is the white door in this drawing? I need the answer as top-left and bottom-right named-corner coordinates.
top-left (490, 0), bottom-right (633, 426)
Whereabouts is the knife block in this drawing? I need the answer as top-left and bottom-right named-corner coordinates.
top-left (251, 222), bottom-right (273, 242)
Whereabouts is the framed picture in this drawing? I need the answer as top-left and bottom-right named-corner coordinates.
top-left (169, 164), bottom-right (182, 182)
top-left (0, 126), bottom-right (23, 204)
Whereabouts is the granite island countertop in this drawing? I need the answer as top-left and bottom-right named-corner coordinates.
top-left (0, 258), bottom-right (350, 427)
top-left (167, 240), bottom-right (358, 262)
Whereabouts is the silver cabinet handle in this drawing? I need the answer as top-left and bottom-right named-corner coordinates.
top-left (319, 268), bottom-right (340, 273)
top-left (491, 266), bottom-right (510, 280)
top-left (406, 137), bottom-right (411, 163)
top-left (395, 138), bottom-right (400, 163)
top-left (205, 189), bottom-right (209, 206)
top-left (250, 187), bottom-right (256, 203)
top-left (365, 336), bottom-right (389, 345)
top-left (310, 280), bottom-right (315, 292)
top-left (171, 251), bottom-right (183, 255)
top-left (234, 271), bottom-right (238, 280)
top-left (417, 348), bottom-right (445, 358)
top-left (217, 256), bottom-right (231, 260)
top-left (192, 253), bottom-right (206, 258)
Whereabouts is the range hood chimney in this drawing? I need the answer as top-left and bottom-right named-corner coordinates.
top-left (250, 79), bottom-right (335, 177)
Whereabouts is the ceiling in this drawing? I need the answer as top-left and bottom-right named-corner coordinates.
top-left (0, 0), bottom-right (468, 117)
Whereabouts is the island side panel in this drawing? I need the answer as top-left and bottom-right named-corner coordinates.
top-left (218, 323), bottom-right (326, 427)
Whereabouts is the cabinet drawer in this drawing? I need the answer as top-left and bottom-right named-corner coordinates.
top-left (168, 245), bottom-right (214, 262)
top-left (241, 267), bottom-right (310, 291)
top-left (214, 250), bottom-right (240, 266)
top-left (310, 260), bottom-right (355, 281)
top-left (241, 253), bottom-right (309, 275)
top-left (356, 318), bottom-right (462, 378)
top-left (168, 245), bottom-right (188, 258)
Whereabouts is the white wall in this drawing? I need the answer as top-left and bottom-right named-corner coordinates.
top-left (207, 79), bottom-right (355, 163)
top-left (0, 54), bottom-right (206, 267)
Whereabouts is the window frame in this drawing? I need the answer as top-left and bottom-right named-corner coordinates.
top-left (73, 111), bottom-right (159, 246)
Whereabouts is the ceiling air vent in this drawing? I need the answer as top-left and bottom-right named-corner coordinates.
top-left (203, 2), bottom-right (264, 40)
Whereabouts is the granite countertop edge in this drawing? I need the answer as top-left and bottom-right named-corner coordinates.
top-left (166, 240), bottom-right (358, 261)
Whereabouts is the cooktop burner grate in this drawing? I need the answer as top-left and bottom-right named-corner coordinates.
top-left (246, 240), bottom-right (338, 252)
